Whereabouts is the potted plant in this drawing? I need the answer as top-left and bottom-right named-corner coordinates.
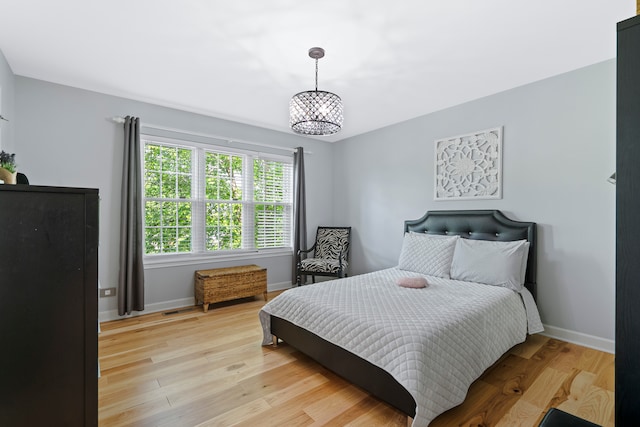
top-left (0, 150), bottom-right (17, 184)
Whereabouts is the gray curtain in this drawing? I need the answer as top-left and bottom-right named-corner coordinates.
top-left (118, 116), bottom-right (145, 315)
top-left (292, 147), bottom-right (307, 285)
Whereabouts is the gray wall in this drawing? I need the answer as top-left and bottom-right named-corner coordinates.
top-left (333, 60), bottom-right (616, 343)
top-left (0, 50), bottom-right (15, 152)
top-left (14, 77), bottom-right (335, 317)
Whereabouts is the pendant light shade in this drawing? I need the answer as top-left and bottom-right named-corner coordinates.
top-left (290, 47), bottom-right (343, 136)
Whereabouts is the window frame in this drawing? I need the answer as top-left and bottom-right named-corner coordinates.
top-left (140, 134), bottom-right (294, 268)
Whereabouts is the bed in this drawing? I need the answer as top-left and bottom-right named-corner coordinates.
top-left (259, 210), bottom-right (542, 426)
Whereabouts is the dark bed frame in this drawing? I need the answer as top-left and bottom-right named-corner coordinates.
top-left (270, 210), bottom-right (537, 418)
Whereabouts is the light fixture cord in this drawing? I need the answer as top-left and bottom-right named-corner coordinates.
top-left (315, 58), bottom-right (319, 92)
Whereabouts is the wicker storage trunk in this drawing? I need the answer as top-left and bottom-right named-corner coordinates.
top-left (195, 264), bottom-right (267, 312)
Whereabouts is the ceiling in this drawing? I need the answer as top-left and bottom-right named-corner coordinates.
top-left (0, 1), bottom-right (635, 142)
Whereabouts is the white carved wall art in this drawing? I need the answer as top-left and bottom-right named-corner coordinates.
top-left (434, 127), bottom-right (502, 200)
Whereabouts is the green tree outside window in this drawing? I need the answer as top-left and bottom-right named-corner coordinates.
top-left (143, 139), bottom-right (292, 256)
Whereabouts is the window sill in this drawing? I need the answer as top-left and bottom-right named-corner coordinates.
top-left (143, 248), bottom-right (293, 269)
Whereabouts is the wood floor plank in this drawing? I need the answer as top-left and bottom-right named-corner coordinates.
top-left (304, 384), bottom-right (369, 424)
top-left (495, 399), bottom-right (544, 427)
top-left (580, 385), bottom-right (614, 426)
top-left (318, 396), bottom-right (386, 426)
top-left (510, 334), bottom-right (549, 360)
top-left (103, 353), bottom-right (212, 388)
top-left (548, 342), bottom-right (586, 373)
top-left (342, 400), bottom-right (408, 427)
top-left (99, 394), bottom-right (172, 427)
top-left (98, 293), bottom-right (614, 426)
top-left (99, 356), bottom-right (155, 376)
top-left (140, 383), bottom-right (268, 427)
top-left (99, 378), bottom-right (161, 408)
top-left (429, 380), bottom-right (501, 426)
top-left (521, 367), bottom-right (568, 408)
top-left (192, 398), bottom-right (272, 427)
top-left (263, 372), bottom-right (330, 407)
top-left (234, 374), bottom-right (360, 426)
top-left (593, 357), bottom-right (615, 392)
top-left (561, 370), bottom-right (598, 409)
top-left (235, 410), bottom-right (314, 427)
top-left (557, 382), bottom-right (614, 427)
top-left (575, 347), bottom-right (614, 374)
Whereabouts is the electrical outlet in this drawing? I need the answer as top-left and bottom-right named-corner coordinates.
top-left (99, 287), bottom-right (117, 298)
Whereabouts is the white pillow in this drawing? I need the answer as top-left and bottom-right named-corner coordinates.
top-left (449, 239), bottom-right (530, 291)
top-left (398, 233), bottom-right (459, 278)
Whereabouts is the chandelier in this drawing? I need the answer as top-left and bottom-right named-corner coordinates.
top-left (290, 47), bottom-right (343, 136)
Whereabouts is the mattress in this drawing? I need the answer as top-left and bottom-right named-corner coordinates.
top-left (259, 267), bottom-right (542, 427)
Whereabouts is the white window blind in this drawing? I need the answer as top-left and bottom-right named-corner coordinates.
top-left (253, 158), bottom-right (293, 249)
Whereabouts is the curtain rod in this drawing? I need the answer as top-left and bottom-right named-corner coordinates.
top-left (111, 117), bottom-right (311, 155)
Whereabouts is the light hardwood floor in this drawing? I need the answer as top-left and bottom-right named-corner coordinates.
top-left (99, 292), bottom-right (614, 426)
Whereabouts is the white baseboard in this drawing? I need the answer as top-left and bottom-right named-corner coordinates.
top-left (98, 281), bottom-right (293, 323)
top-left (268, 281), bottom-right (294, 292)
top-left (99, 297), bottom-right (195, 322)
top-left (541, 324), bottom-right (614, 354)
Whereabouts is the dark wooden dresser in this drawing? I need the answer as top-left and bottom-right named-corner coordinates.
top-left (0, 185), bottom-right (98, 426)
top-left (616, 13), bottom-right (640, 427)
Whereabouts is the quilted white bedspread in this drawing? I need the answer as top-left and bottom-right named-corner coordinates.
top-left (259, 268), bottom-right (542, 426)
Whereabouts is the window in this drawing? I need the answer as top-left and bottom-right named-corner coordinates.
top-left (143, 143), bottom-right (194, 254)
top-left (142, 136), bottom-right (292, 257)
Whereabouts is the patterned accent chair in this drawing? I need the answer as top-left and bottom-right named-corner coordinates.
top-left (297, 226), bottom-right (351, 285)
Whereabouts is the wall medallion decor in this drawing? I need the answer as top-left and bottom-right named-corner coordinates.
top-left (434, 127), bottom-right (502, 200)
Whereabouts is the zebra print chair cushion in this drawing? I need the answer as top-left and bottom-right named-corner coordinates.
top-left (300, 258), bottom-right (349, 273)
top-left (297, 226), bottom-right (351, 283)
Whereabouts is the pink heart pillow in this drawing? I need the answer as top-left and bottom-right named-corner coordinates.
top-left (396, 276), bottom-right (428, 288)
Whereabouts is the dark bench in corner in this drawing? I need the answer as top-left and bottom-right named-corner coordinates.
top-left (539, 408), bottom-right (601, 427)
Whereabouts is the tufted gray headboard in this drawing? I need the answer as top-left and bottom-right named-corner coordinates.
top-left (404, 210), bottom-right (537, 297)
